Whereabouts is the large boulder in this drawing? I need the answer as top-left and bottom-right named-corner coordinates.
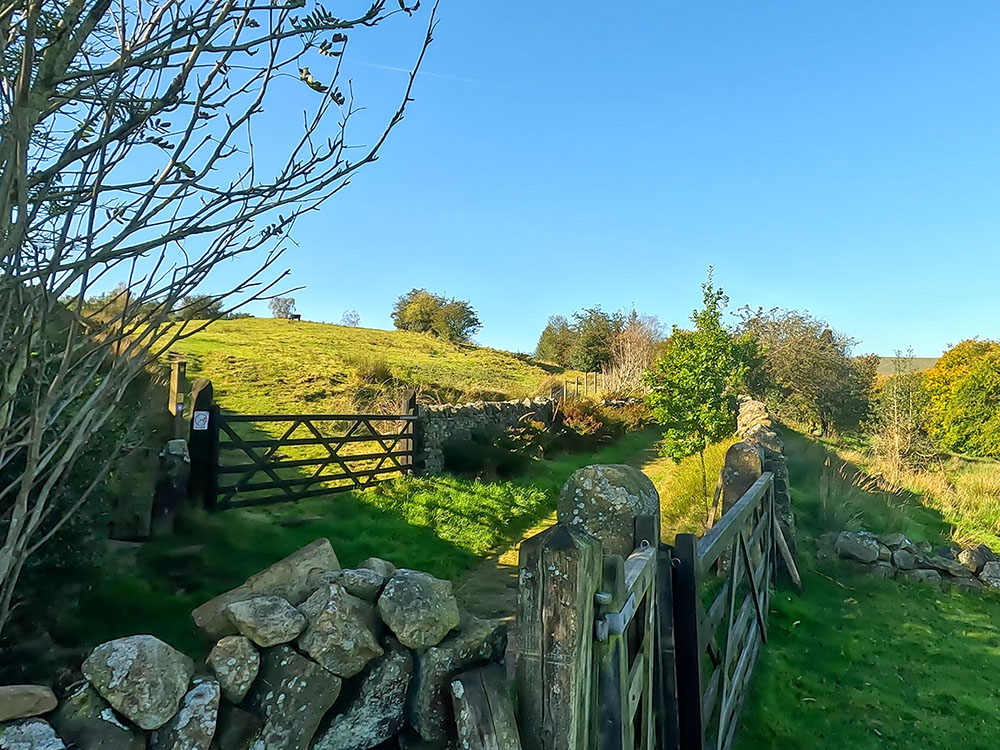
top-left (406, 615), bottom-right (507, 742)
top-left (556, 465), bottom-right (659, 558)
top-left (192, 539), bottom-right (340, 639)
top-left (245, 646), bottom-right (341, 750)
top-left (297, 584), bottom-right (383, 678)
top-left (835, 532), bottom-right (880, 564)
top-left (378, 571), bottom-right (460, 650)
top-left (312, 640), bottom-right (413, 750)
top-left (959, 544), bottom-right (997, 575)
top-left (81, 635), bottom-right (194, 731)
top-left (207, 636), bottom-right (260, 704)
top-left (980, 561), bottom-right (1000, 589)
top-left (50, 683), bottom-right (146, 749)
top-left (225, 596), bottom-right (306, 647)
top-left (0, 686), bottom-right (57, 723)
top-left (0, 718), bottom-right (66, 750)
top-left (150, 677), bottom-right (220, 750)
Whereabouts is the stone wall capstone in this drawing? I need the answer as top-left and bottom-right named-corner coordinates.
top-left (418, 397), bottom-right (556, 474)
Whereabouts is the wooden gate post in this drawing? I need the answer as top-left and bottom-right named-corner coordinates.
top-left (399, 389), bottom-right (421, 475)
top-left (188, 379), bottom-right (219, 510)
top-left (516, 523), bottom-right (602, 750)
top-left (656, 543), bottom-right (682, 750)
top-left (168, 358), bottom-right (188, 439)
top-left (672, 533), bottom-right (704, 749)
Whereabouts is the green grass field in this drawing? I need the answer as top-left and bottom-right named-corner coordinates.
top-left (737, 431), bottom-right (1000, 749)
top-left (169, 318), bottom-right (574, 415)
top-left (62, 429), bottom-right (662, 658)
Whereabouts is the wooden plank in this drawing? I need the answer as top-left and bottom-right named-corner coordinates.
top-left (224, 413), bottom-right (415, 422)
top-left (218, 464), bottom-right (403, 494)
top-left (222, 432), bottom-right (411, 449)
top-left (450, 665), bottom-right (522, 750)
top-left (671, 534), bottom-right (704, 750)
top-left (654, 544), bottom-right (681, 750)
top-left (516, 523), bottom-right (602, 750)
top-left (775, 521), bottom-right (802, 589)
top-left (697, 473), bottom-right (773, 570)
top-left (594, 554), bottom-right (629, 749)
top-left (217, 450), bottom-right (414, 474)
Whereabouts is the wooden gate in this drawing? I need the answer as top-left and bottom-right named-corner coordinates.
top-left (189, 383), bottom-right (420, 510)
top-left (514, 471), bottom-right (777, 750)
top-left (672, 473), bottom-right (776, 750)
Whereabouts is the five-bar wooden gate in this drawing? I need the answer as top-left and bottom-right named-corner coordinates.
top-left (188, 381), bottom-right (420, 510)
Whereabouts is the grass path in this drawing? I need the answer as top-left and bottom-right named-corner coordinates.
top-left (736, 431), bottom-right (1000, 749)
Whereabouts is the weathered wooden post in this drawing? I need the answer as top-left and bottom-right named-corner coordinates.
top-left (399, 389), bottom-right (421, 475)
top-left (672, 533), bottom-right (704, 749)
top-left (451, 665), bottom-right (523, 750)
top-left (188, 378), bottom-right (219, 510)
top-left (575, 376), bottom-right (581, 398)
top-left (168, 358), bottom-right (188, 438)
top-left (516, 523), bottom-right (602, 750)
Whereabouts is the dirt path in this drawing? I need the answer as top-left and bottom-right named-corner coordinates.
top-left (454, 441), bottom-right (664, 671)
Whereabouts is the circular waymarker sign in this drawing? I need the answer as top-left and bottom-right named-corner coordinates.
top-left (192, 410), bottom-right (210, 431)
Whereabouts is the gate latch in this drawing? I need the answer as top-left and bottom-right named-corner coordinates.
top-left (594, 592), bottom-right (636, 642)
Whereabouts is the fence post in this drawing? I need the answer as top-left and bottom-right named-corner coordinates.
top-left (399, 389), bottom-right (420, 475)
top-left (516, 523), bottom-right (602, 750)
top-left (656, 543), bottom-right (682, 750)
top-left (188, 379), bottom-right (219, 510)
top-left (168, 358), bottom-right (187, 439)
top-left (576, 376), bottom-right (581, 398)
top-left (672, 533), bottom-right (703, 749)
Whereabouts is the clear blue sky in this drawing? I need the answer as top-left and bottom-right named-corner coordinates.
top-left (226, 1), bottom-right (1000, 356)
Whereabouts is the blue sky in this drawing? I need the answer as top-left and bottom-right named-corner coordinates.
top-left (220, 1), bottom-right (1000, 356)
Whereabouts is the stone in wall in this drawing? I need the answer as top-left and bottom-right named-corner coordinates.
top-left (556, 464), bottom-right (660, 558)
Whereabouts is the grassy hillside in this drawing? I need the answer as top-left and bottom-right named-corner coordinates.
top-left (169, 318), bottom-right (572, 415)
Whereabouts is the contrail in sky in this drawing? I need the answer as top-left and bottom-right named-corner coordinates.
top-left (355, 61), bottom-right (478, 84)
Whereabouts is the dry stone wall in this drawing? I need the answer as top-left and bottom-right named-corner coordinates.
top-left (723, 397), bottom-right (796, 550)
top-left (419, 397), bottom-right (555, 474)
top-left (0, 539), bottom-right (510, 749)
top-left (824, 530), bottom-right (1000, 593)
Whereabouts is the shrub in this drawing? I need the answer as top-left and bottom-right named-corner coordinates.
top-left (347, 354), bottom-right (393, 385)
top-left (923, 340), bottom-right (1000, 458)
top-left (391, 289), bottom-right (481, 344)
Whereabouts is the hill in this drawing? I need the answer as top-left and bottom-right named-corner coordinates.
top-left (877, 356), bottom-right (938, 375)
top-left (168, 318), bottom-right (571, 415)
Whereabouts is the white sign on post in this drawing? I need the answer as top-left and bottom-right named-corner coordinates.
top-left (192, 410), bottom-right (210, 431)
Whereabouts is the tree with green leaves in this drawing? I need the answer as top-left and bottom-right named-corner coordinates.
top-left (569, 306), bottom-right (624, 371)
top-left (535, 315), bottom-right (576, 366)
top-left (391, 288), bottom-right (481, 344)
top-left (923, 339), bottom-right (1000, 458)
top-left (644, 274), bottom-right (759, 513)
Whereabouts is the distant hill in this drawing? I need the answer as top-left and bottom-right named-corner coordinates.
top-left (877, 357), bottom-right (939, 375)
top-left (168, 318), bottom-right (571, 415)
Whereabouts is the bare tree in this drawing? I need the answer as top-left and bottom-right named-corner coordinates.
top-left (0, 0), bottom-right (437, 635)
top-left (269, 296), bottom-right (296, 319)
top-left (604, 309), bottom-right (662, 396)
top-left (340, 309), bottom-right (360, 327)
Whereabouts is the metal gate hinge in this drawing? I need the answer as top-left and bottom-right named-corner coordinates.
top-left (594, 592), bottom-right (636, 642)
